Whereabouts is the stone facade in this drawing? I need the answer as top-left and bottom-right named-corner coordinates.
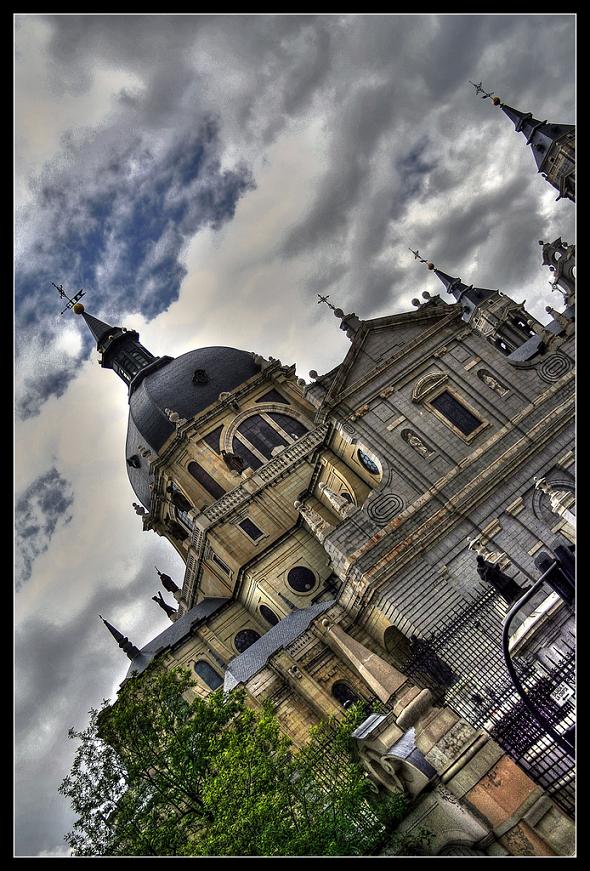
top-left (113, 239), bottom-right (575, 855)
top-left (89, 94), bottom-right (575, 854)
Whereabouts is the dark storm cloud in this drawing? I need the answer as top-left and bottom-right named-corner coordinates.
top-left (16, 117), bottom-right (254, 418)
top-left (16, 469), bottom-right (74, 589)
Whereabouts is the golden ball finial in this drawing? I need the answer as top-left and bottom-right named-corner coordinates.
top-left (73, 302), bottom-right (85, 314)
top-left (492, 96), bottom-right (501, 106)
top-left (427, 261), bottom-right (435, 270)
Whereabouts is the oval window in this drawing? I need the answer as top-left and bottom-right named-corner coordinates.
top-left (287, 566), bottom-right (316, 593)
top-left (357, 449), bottom-right (380, 475)
top-left (234, 629), bottom-right (261, 653)
top-left (259, 604), bottom-right (280, 626)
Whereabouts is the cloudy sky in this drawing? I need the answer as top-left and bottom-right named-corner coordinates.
top-left (14, 13), bottom-right (575, 856)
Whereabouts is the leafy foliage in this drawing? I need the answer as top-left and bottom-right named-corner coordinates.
top-left (60, 661), bottom-right (413, 856)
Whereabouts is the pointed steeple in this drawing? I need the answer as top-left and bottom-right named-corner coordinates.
top-left (499, 104), bottom-right (571, 170)
top-left (81, 312), bottom-right (116, 345)
top-left (99, 615), bottom-right (140, 661)
top-left (470, 83), bottom-right (575, 202)
top-left (410, 251), bottom-right (496, 321)
top-left (74, 306), bottom-right (163, 390)
top-left (433, 268), bottom-right (497, 319)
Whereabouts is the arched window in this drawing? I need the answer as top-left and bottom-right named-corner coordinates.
top-left (234, 629), bottom-right (261, 653)
top-left (259, 604), bottom-right (280, 626)
top-left (287, 566), bottom-right (316, 593)
top-left (194, 660), bottom-right (223, 690)
top-left (232, 412), bottom-right (309, 468)
top-left (331, 682), bottom-right (360, 708)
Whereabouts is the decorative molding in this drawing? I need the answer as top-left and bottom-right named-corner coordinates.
top-left (412, 372), bottom-right (448, 403)
top-left (401, 428), bottom-right (435, 460)
top-left (365, 492), bottom-right (404, 526)
top-left (537, 353), bottom-right (573, 384)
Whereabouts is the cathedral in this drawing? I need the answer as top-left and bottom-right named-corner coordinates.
top-left (76, 89), bottom-right (575, 856)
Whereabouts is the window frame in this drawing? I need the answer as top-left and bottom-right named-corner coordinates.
top-left (424, 385), bottom-right (488, 443)
top-left (286, 565), bottom-right (319, 596)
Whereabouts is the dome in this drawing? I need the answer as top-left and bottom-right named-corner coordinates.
top-left (125, 347), bottom-right (261, 507)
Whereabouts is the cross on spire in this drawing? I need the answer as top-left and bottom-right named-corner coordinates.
top-left (317, 293), bottom-right (337, 312)
top-left (52, 282), bottom-right (86, 316)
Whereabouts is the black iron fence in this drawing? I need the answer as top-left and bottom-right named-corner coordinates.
top-left (390, 585), bottom-right (575, 819)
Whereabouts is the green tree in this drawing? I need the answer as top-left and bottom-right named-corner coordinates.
top-left (60, 660), bottom-right (411, 856)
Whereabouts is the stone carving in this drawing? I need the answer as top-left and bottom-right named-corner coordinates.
top-left (537, 352), bottom-right (573, 384)
top-left (151, 590), bottom-right (176, 618)
top-left (294, 500), bottom-right (335, 543)
top-left (156, 567), bottom-right (180, 594)
top-left (351, 403), bottom-right (370, 421)
top-left (412, 372), bottom-right (448, 403)
top-left (477, 369), bottom-right (509, 397)
top-left (221, 450), bottom-right (245, 475)
top-left (467, 535), bottom-right (510, 568)
top-left (379, 386), bottom-right (395, 399)
top-left (534, 477), bottom-right (576, 529)
top-left (545, 306), bottom-right (572, 333)
top-left (318, 482), bottom-right (357, 519)
top-left (401, 428), bottom-right (434, 459)
top-left (164, 408), bottom-right (188, 426)
top-left (132, 502), bottom-right (147, 516)
top-left (475, 556), bottom-right (527, 606)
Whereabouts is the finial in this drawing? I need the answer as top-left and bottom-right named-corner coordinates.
top-left (52, 282), bottom-right (86, 316)
top-left (317, 293), bottom-right (338, 312)
top-left (409, 249), bottom-right (435, 270)
top-left (468, 80), bottom-right (499, 104)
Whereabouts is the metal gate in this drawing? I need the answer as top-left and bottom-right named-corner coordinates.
top-left (393, 586), bottom-right (575, 819)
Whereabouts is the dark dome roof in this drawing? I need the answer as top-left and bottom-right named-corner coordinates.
top-left (126, 347), bottom-right (260, 507)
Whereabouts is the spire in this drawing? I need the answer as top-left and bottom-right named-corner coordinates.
top-left (99, 615), bottom-right (140, 661)
top-left (73, 302), bottom-right (159, 389)
top-left (317, 292), bottom-right (362, 340)
top-left (469, 82), bottom-right (575, 200)
top-left (81, 312), bottom-right (115, 345)
top-left (410, 251), bottom-right (496, 320)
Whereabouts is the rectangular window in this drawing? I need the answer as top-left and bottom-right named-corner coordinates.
top-left (238, 518), bottom-right (264, 541)
top-left (188, 461), bottom-right (226, 500)
top-left (429, 390), bottom-right (483, 437)
top-left (211, 553), bottom-right (230, 575)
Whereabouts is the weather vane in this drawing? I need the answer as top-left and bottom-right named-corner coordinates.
top-left (469, 80), bottom-right (501, 105)
top-left (317, 293), bottom-right (337, 312)
top-left (409, 248), bottom-right (435, 269)
top-left (52, 282), bottom-right (86, 316)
